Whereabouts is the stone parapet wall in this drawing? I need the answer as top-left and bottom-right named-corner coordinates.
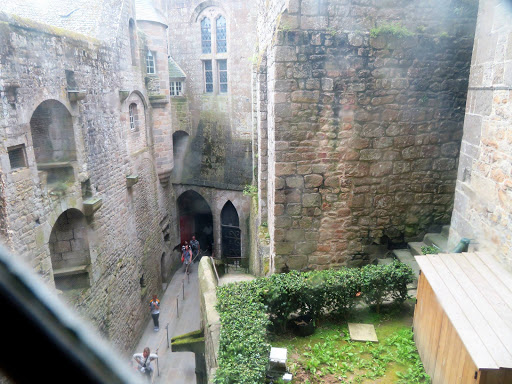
top-left (198, 257), bottom-right (220, 383)
top-left (450, 0), bottom-right (512, 272)
top-left (256, 0), bottom-right (478, 271)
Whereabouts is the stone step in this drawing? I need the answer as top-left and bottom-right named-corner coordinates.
top-left (423, 233), bottom-right (448, 252)
top-left (377, 258), bottom-right (394, 266)
top-left (408, 241), bottom-right (426, 256)
top-left (441, 225), bottom-right (450, 238)
top-left (392, 249), bottom-right (420, 280)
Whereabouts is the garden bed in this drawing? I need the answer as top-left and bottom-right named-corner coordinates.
top-left (214, 261), bottom-right (416, 383)
top-left (272, 303), bottom-right (429, 384)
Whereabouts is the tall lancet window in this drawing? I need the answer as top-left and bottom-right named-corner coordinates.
top-left (201, 18), bottom-right (212, 54)
top-left (216, 16), bottom-right (226, 53)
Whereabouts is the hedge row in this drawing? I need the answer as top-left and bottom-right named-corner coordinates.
top-left (215, 260), bottom-right (414, 384)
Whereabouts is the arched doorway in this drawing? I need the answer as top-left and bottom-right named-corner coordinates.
top-left (221, 201), bottom-right (241, 259)
top-left (177, 190), bottom-right (213, 255)
top-left (49, 209), bottom-right (91, 290)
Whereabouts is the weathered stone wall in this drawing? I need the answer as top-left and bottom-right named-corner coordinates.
top-left (256, 0), bottom-right (478, 272)
top-left (450, 0), bottom-right (512, 272)
top-left (0, 7), bottom-right (174, 354)
top-left (167, 0), bottom-right (255, 189)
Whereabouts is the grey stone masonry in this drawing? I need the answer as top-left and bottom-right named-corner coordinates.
top-left (255, 0), bottom-right (478, 272)
top-left (450, 0), bottom-right (512, 272)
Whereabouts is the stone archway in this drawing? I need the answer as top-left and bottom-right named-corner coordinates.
top-left (49, 208), bottom-right (91, 290)
top-left (30, 100), bottom-right (76, 189)
top-left (177, 190), bottom-right (213, 255)
top-left (221, 201), bottom-right (241, 259)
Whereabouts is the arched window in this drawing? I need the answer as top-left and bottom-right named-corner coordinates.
top-left (201, 18), bottom-right (212, 54)
top-left (146, 50), bottom-right (155, 74)
top-left (129, 103), bottom-right (138, 131)
top-left (216, 16), bottom-right (226, 53)
top-left (199, 10), bottom-right (228, 94)
top-left (129, 19), bottom-right (137, 65)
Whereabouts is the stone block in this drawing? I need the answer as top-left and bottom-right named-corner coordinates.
top-left (286, 175), bottom-right (304, 188)
top-left (303, 193), bottom-right (321, 207)
top-left (54, 241), bottom-right (71, 253)
top-left (324, 176), bottom-right (340, 188)
top-left (369, 162), bottom-right (393, 177)
top-left (321, 78), bottom-right (334, 91)
top-left (291, 90), bottom-right (320, 103)
top-left (285, 229), bottom-right (305, 242)
top-left (275, 241), bottom-right (294, 254)
top-left (274, 216), bottom-right (292, 229)
top-left (276, 46), bottom-right (297, 62)
top-left (360, 149), bottom-right (382, 161)
top-left (275, 162), bottom-right (296, 176)
top-left (286, 203), bottom-right (302, 216)
top-left (56, 230), bottom-right (74, 241)
top-left (296, 241), bottom-right (316, 255)
top-left (304, 174), bottom-right (323, 188)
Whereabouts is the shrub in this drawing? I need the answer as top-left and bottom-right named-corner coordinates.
top-left (215, 262), bottom-right (414, 383)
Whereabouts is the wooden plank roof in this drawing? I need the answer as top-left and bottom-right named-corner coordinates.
top-left (415, 252), bottom-right (512, 370)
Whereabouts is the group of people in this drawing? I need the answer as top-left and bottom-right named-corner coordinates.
top-left (181, 235), bottom-right (201, 275)
top-left (132, 236), bottom-right (202, 381)
top-left (132, 295), bottom-right (161, 381)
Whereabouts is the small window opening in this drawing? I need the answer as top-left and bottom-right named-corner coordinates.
top-left (170, 81), bottom-right (183, 96)
top-left (129, 103), bottom-right (139, 131)
top-left (8, 145), bottom-right (27, 170)
top-left (146, 51), bottom-right (155, 74)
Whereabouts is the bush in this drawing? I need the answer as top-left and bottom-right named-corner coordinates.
top-left (215, 262), bottom-right (414, 383)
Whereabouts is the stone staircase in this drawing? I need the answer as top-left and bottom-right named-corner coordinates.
top-left (384, 225), bottom-right (451, 295)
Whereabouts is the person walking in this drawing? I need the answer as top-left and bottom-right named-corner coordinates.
top-left (182, 244), bottom-right (192, 274)
top-left (190, 235), bottom-right (201, 263)
top-left (149, 295), bottom-right (160, 332)
top-left (133, 347), bottom-right (158, 382)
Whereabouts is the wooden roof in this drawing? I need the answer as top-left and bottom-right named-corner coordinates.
top-left (415, 252), bottom-right (512, 370)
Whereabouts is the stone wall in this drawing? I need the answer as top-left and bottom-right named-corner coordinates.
top-left (167, 0), bottom-right (255, 190)
top-left (256, 0), bottom-right (478, 272)
top-left (450, 0), bottom-right (512, 272)
top-left (0, 7), bottom-right (175, 354)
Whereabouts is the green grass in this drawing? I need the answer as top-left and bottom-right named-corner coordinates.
top-left (272, 303), bottom-right (429, 384)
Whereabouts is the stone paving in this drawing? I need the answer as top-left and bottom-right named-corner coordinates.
top-left (131, 262), bottom-right (201, 384)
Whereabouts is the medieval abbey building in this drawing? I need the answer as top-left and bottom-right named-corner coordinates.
top-left (0, 0), bottom-right (510, 356)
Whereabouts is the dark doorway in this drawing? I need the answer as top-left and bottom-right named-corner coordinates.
top-left (177, 190), bottom-right (213, 255)
top-left (221, 201), bottom-right (241, 259)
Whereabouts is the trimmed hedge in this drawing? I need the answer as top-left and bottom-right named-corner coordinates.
top-left (215, 260), bottom-right (414, 384)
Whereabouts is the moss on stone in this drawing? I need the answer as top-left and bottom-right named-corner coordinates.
top-left (10, 15), bottom-right (100, 45)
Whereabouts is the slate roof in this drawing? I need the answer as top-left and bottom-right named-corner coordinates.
top-left (169, 57), bottom-right (186, 79)
top-left (135, 0), bottom-right (167, 26)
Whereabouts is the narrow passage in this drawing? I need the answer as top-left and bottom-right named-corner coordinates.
top-left (132, 263), bottom-right (201, 383)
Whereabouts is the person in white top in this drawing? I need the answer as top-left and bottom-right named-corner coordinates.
top-left (133, 347), bottom-right (158, 381)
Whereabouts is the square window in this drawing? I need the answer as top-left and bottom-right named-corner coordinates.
top-left (8, 145), bottom-right (27, 170)
top-left (170, 81), bottom-right (183, 96)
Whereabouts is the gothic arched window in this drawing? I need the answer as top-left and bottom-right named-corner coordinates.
top-left (201, 18), bottom-right (212, 54)
top-left (216, 16), bottom-right (226, 53)
top-left (200, 10), bottom-right (228, 94)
